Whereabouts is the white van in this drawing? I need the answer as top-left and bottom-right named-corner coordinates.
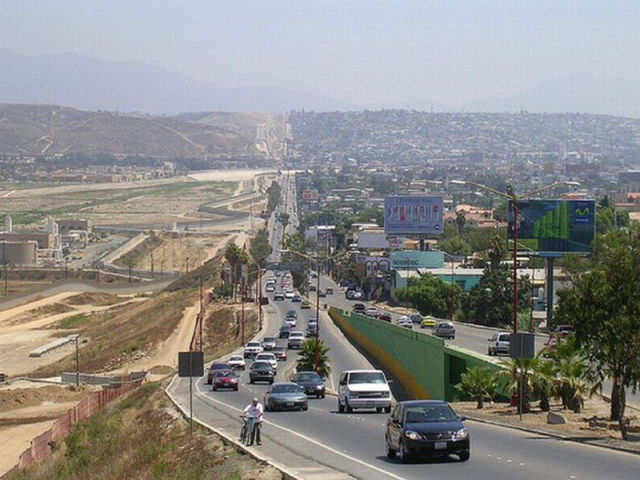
top-left (338, 369), bottom-right (392, 414)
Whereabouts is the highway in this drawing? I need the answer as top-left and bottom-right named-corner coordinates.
top-left (167, 172), bottom-right (640, 479)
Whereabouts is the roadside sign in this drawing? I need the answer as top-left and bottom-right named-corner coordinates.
top-left (178, 351), bottom-right (204, 377)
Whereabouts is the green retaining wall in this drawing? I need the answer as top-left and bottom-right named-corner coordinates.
top-left (329, 307), bottom-right (504, 401)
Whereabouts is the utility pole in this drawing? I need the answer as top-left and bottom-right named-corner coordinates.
top-left (199, 275), bottom-right (204, 351)
top-left (241, 279), bottom-right (246, 346)
top-left (258, 268), bottom-right (263, 330)
top-left (150, 250), bottom-right (154, 279)
top-left (315, 252), bottom-right (321, 373)
top-left (75, 335), bottom-right (80, 386)
top-left (185, 256), bottom-right (190, 275)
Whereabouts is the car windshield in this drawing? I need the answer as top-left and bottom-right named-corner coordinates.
top-left (297, 372), bottom-right (321, 382)
top-left (211, 364), bottom-right (229, 370)
top-left (247, 342), bottom-right (260, 347)
top-left (253, 362), bottom-right (271, 369)
top-left (349, 372), bottom-right (386, 384)
top-left (404, 404), bottom-right (458, 423)
top-left (271, 384), bottom-right (304, 394)
top-left (257, 354), bottom-right (274, 360)
top-left (215, 370), bottom-right (236, 378)
top-left (264, 337), bottom-right (276, 342)
top-left (229, 356), bottom-right (242, 362)
top-left (498, 334), bottom-right (511, 341)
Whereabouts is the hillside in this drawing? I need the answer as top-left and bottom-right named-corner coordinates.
top-left (0, 103), bottom-right (268, 157)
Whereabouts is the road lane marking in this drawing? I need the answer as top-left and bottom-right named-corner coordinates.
top-left (194, 379), bottom-right (405, 480)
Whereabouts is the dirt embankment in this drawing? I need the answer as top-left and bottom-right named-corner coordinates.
top-left (203, 304), bottom-right (259, 362)
top-left (6, 381), bottom-right (283, 480)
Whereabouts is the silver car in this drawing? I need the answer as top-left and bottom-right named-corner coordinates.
top-left (264, 382), bottom-right (308, 411)
top-left (434, 321), bottom-right (456, 340)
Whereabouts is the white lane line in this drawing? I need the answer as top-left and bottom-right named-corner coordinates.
top-left (194, 380), bottom-right (405, 480)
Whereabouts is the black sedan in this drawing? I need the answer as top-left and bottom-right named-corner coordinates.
top-left (291, 371), bottom-right (325, 398)
top-left (249, 361), bottom-right (275, 384)
top-left (385, 400), bottom-right (470, 463)
top-left (263, 383), bottom-right (308, 411)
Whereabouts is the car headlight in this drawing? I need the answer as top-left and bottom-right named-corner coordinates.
top-left (404, 430), bottom-right (421, 440)
top-left (454, 428), bottom-right (469, 440)
top-left (382, 391), bottom-right (390, 397)
top-left (316, 385), bottom-right (324, 389)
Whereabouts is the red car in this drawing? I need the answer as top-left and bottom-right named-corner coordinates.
top-left (213, 370), bottom-right (239, 391)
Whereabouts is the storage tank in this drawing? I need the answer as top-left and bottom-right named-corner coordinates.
top-left (0, 241), bottom-right (37, 265)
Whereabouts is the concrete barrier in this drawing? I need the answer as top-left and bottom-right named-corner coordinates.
top-left (29, 335), bottom-right (78, 357)
top-left (328, 307), bottom-right (505, 401)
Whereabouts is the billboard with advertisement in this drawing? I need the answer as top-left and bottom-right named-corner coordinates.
top-left (384, 196), bottom-right (443, 235)
top-left (357, 232), bottom-right (406, 249)
top-left (508, 199), bottom-right (596, 254)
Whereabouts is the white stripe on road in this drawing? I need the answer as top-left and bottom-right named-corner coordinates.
top-left (194, 377), bottom-right (405, 480)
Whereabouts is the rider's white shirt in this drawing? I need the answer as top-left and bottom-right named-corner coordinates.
top-left (244, 403), bottom-right (264, 423)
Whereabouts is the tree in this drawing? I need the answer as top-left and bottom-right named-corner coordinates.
top-left (404, 273), bottom-right (461, 319)
top-left (555, 225), bottom-right (640, 439)
top-left (224, 243), bottom-right (249, 302)
top-left (265, 181), bottom-right (281, 215)
top-left (296, 339), bottom-right (331, 379)
top-left (456, 366), bottom-right (496, 409)
top-left (249, 229), bottom-right (272, 267)
top-left (495, 357), bottom-right (536, 414)
top-left (455, 210), bottom-right (466, 237)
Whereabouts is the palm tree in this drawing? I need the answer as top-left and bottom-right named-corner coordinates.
top-left (456, 366), bottom-right (496, 409)
top-left (296, 339), bottom-right (331, 379)
top-left (495, 357), bottom-right (535, 414)
top-left (529, 353), bottom-right (555, 412)
top-left (455, 210), bottom-right (466, 237)
top-left (224, 243), bottom-right (249, 302)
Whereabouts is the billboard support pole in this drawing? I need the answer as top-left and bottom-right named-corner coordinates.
top-left (546, 257), bottom-right (555, 329)
top-left (512, 199), bottom-right (518, 334)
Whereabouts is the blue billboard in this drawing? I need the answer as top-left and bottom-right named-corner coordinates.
top-left (508, 199), bottom-right (596, 254)
top-left (384, 196), bottom-right (444, 235)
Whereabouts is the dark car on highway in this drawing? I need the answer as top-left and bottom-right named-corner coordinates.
top-left (207, 363), bottom-right (232, 384)
top-left (291, 371), bottom-right (325, 398)
top-left (385, 400), bottom-right (470, 463)
top-left (352, 303), bottom-right (366, 314)
top-left (263, 382), bottom-right (308, 411)
top-left (249, 361), bottom-right (275, 384)
top-left (378, 312), bottom-right (392, 322)
top-left (279, 324), bottom-right (292, 338)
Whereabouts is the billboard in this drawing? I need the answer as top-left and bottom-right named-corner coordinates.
top-left (357, 232), bottom-right (406, 249)
top-left (389, 251), bottom-right (445, 269)
top-left (508, 199), bottom-right (595, 254)
top-left (384, 196), bottom-right (443, 235)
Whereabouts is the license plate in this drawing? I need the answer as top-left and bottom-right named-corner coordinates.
top-left (434, 442), bottom-right (447, 450)
top-left (224, 383), bottom-right (229, 386)
top-left (287, 402), bottom-right (293, 407)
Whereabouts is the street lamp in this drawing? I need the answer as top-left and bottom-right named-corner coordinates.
top-left (450, 180), bottom-right (580, 334)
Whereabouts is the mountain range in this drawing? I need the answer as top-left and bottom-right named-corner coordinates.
top-left (1, 49), bottom-right (638, 117)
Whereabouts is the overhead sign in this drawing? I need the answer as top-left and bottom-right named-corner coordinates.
top-left (384, 196), bottom-right (443, 235)
top-left (389, 251), bottom-right (445, 269)
top-left (508, 199), bottom-right (596, 254)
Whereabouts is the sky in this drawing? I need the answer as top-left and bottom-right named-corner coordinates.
top-left (2, 0), bottom-right (639, 108)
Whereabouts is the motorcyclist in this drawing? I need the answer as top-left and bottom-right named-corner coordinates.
top-left (241, 397), bottom-right (264, 445)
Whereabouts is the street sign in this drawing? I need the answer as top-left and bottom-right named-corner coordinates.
top-left (509, 333), bottom-right (535, 359)
top-left (178, 351), bottom-right (204, 377)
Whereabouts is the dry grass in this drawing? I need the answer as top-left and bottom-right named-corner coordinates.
top-left (29, 291), bottom-right (197, 377)
top-left (6, 303), bottom-right (75, 327)
top-left (62, 293), bottom-right (124, 307)
top-left (7, 381), bottom-right (283, 480)
top-left (203, 304), bottom-right (259, 362)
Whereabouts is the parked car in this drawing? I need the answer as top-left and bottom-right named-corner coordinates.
top-left (288, 331), bottom-right (306, 349)
top-left (420, 316), bottom-right (437, 329)
top-left (274, 292), bottom-right (285, 301)
top-left (365, 306), bottom-right (380, 318)
top-left (301, 300), bottom-right (311, 309)
top-left (264, 383), bottom-right (308, 411)
top-left (291, 371), bottom-right (325, 398)
top-left (227, 355), bottom-right (246, 370)
top-left (207, 363), bottom-right (232, 384)
top-left (338, 369), bottom-right (392, 413)
top-left (272, 346), bottom-right (288, 361)
top-left (255, 352), bottom-right (278, 371)
top-left (212, 370), bottom-right (239, 391)
top-left (249, 361), bottom-right (275, 384)
top-left (279, 324), bottom-right (292, 339)
top-left (434, 321), bottom-right (456, 339)
top-left (378, 312), bottom-right (392, 322)
top-left (326, 287), bottom-right (334, 295)
top-left (385, 400), bottom-right (470, 463)
top-left (352, 303), bottom-right (366, 314)
top-left (488, 332), bottom-right (512, 356)
top-left (243, 341), bottom-right (263, 358)
top-left (261, 337), bottom-right (277, 350)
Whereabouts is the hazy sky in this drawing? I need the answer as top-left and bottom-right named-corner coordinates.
top-left (2, 0), bottom-right (639, 107)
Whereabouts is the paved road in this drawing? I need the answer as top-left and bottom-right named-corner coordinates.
top-left (168, 278), bottom-right (640, 480)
